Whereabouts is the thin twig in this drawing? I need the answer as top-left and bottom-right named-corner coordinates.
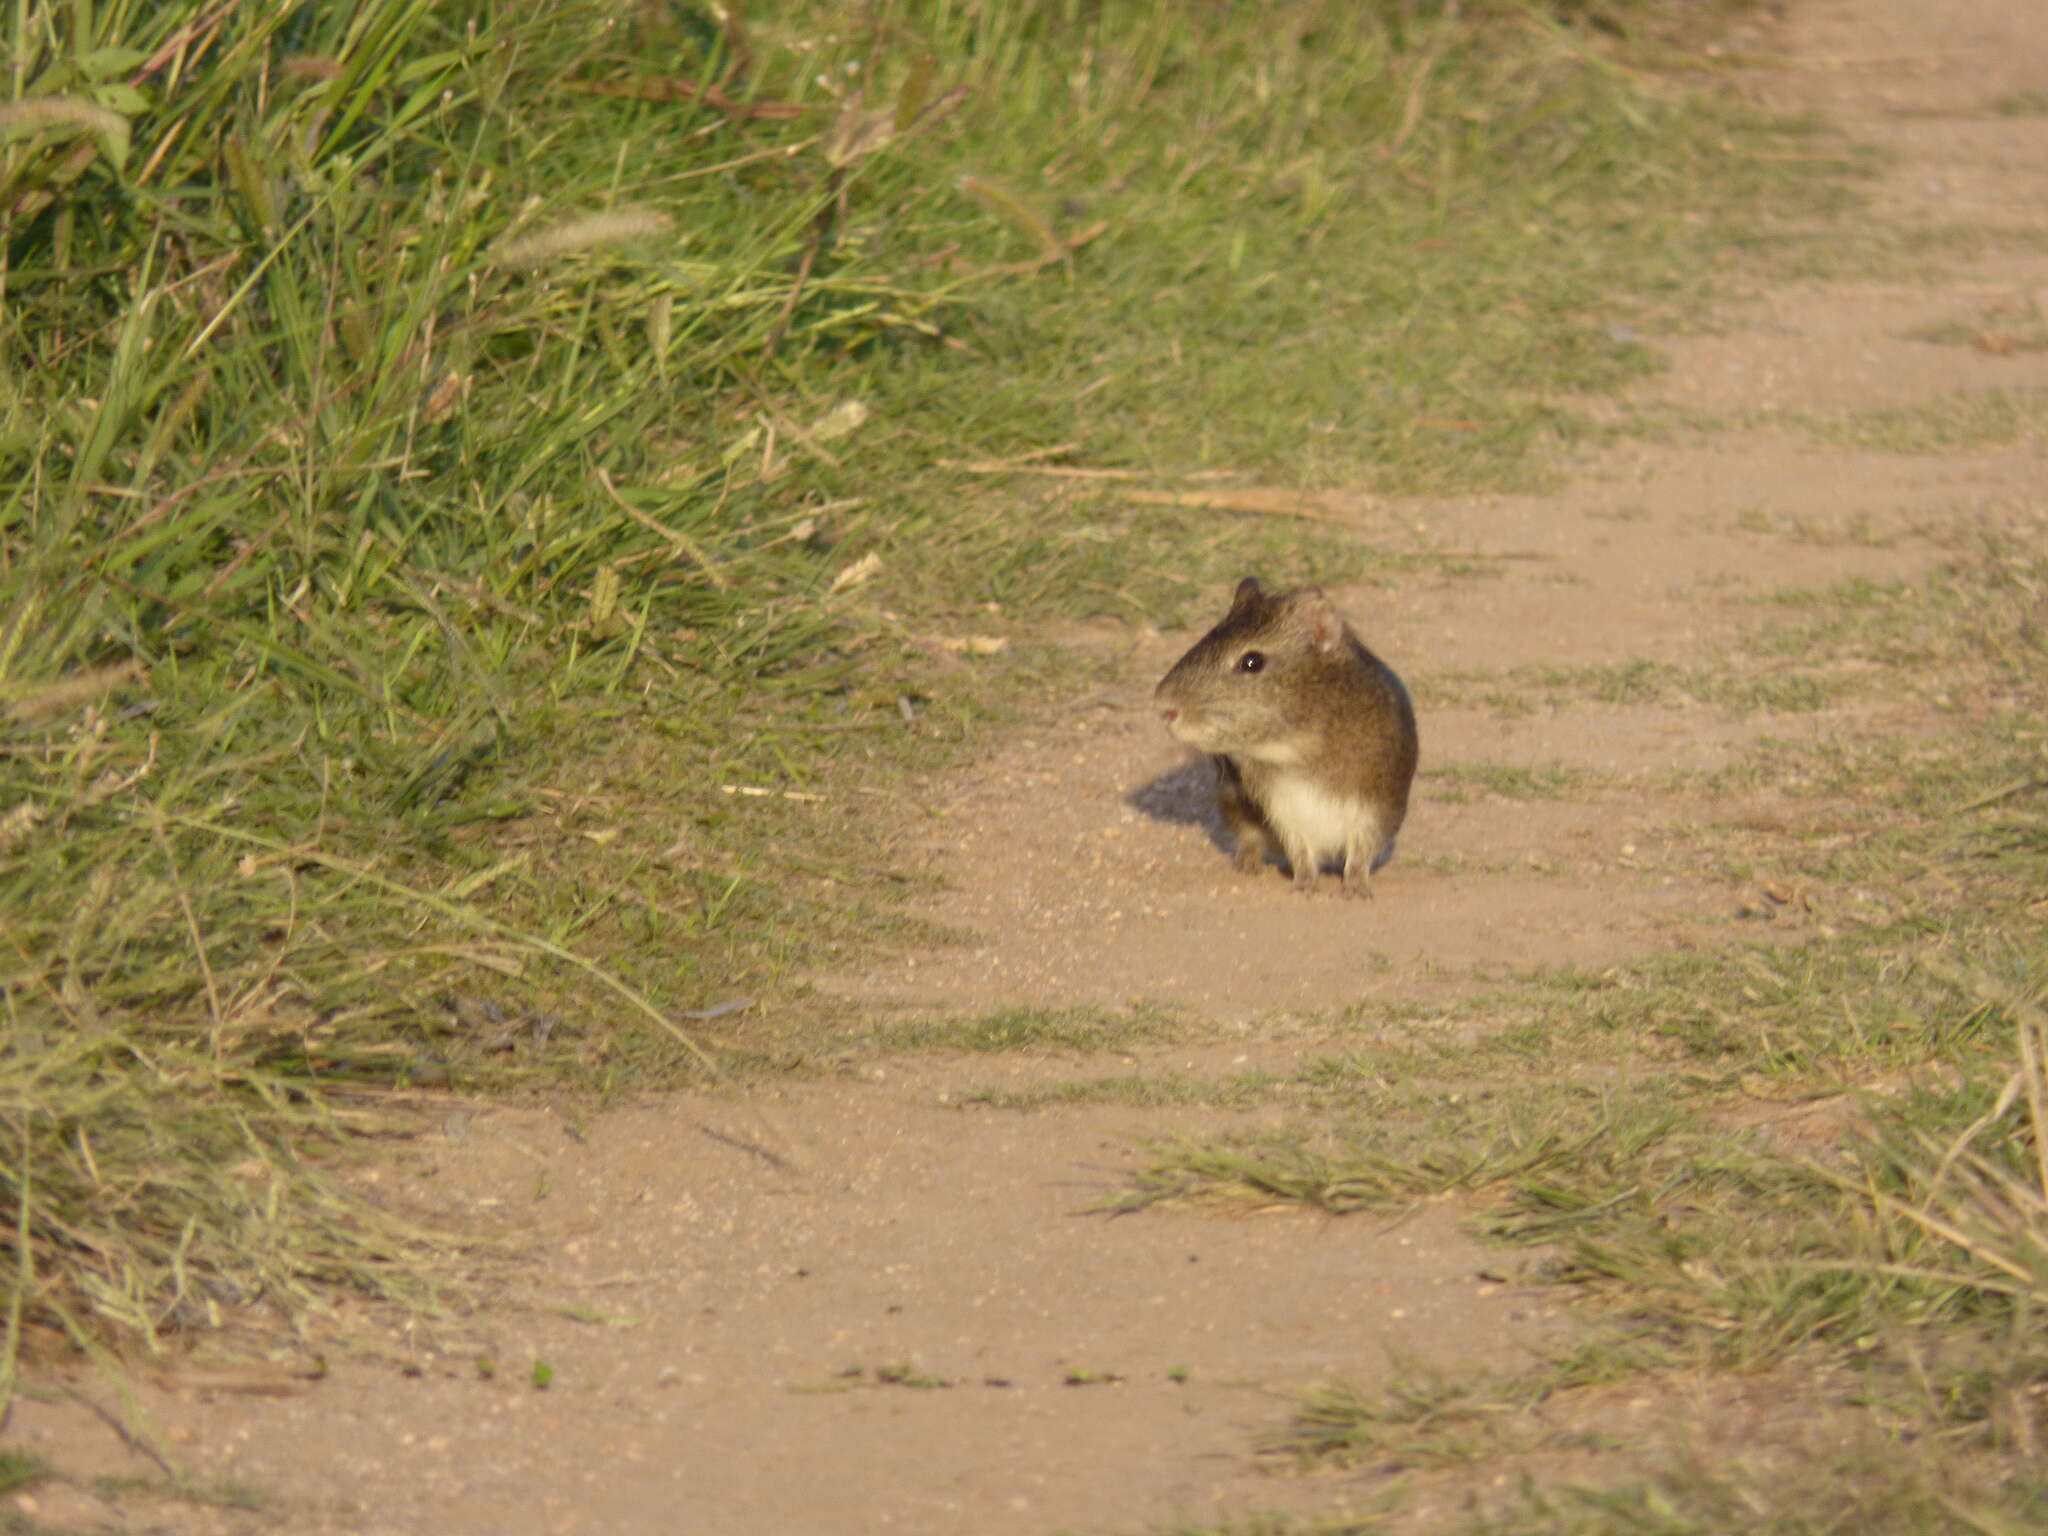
top-left (1124, 487), bottom-right (1372, 522)
top-left (61, 1385), bottom-right (177, 1477)
top-left (701, 1124), bottom-right (795, 1172)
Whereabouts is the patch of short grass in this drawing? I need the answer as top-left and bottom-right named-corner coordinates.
top-left (1273, 1362), bottom-right (1581, 1472)
top-left (1738, 507), bottom-right (1898, 546)
top-left (1430, 762), bottom-right (1595, 801)
top-left (869, 1004), bottom-right (1189, 1057)
top-left (1113, 1086), bottom-right (1686, 1216)
top-left (0, 1450), bottom-right (48, 1496)
top-left (1458, 1449), bottom-right (2048, 1536)
top-left (1504, 657), bottom-right (1850, 713)
top-left (1804, 388), bottom-right (2048, 453)
top-left (958, 1072), bottom-right (1279, 1112)
top-left (1751, 219), bottom-right (2048, 285)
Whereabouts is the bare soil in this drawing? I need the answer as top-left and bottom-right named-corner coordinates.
top-left (13, 1), bottom-right (2048, 1530)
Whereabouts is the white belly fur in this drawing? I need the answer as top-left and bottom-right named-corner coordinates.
top-left (1259, 775), bottom-right (1377, 869)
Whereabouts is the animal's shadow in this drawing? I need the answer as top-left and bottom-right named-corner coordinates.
top-left (1126, 755), bottom-right (1234, 857)
top-left (1128, 754), bottom-right (1385, 879)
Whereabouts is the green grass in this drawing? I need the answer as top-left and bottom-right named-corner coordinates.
top-left (1114, 1086), bottom-right (1687, 1215)
top-left (0, 0), bottom-right (1878, 1424)
top-left (868, 1004), bottom-right (1190, 1056)
top-left (1457, 1452), bottom-right (2048, 1535)
top-left (1489, 656), bottom-right (1851, 713)
top-left (1430, 761), bottom-right (1595, 801)
top-left (0, 1450), bottom-right (47, 1496)
top-left (1745, 219), bottom-right (2048, 285)
top-left (957, 1071), bottom-right (1281, 1112)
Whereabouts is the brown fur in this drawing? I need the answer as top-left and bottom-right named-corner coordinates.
top-left (1154, 577), bottom-right (1418, 896)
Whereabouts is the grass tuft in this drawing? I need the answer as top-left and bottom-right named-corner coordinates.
top-left (1113, 1090), bottom-right (1684, 1215)
top-left (873, 1005), bottom-right (1188, 1057)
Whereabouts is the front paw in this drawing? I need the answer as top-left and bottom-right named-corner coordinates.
top-left (1232, 842), bottom-right (1266, 875)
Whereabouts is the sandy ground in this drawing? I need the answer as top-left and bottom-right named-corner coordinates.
top-left (11, 1), bottom-right (2048, 1531)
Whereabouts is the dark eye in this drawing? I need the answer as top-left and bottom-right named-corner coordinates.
top-left (1237, 650), bottom-right (1265, 674)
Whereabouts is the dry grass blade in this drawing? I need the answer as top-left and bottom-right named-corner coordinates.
top-left (1122, 487), bottom-right (1376, 522)
top-left (955, 174), bottom-right (1068, 264)
top-left (1801, 967), bottom-right (2048, 1309)
top-left (1, 661), bottom-right (148, 722)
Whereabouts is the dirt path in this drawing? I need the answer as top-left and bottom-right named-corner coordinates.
top-left (14, 1), bottom-right (2048, 1531)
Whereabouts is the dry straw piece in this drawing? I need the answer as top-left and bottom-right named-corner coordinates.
top-left (0, 96), bottom-right (129, 139)
top-left (4, 660), bottom-right (147, 722)
top-left (490, 207), bottom-right (674, 269)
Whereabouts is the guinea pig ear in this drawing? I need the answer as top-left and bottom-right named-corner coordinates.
top-left (1289, 586), bottom-right (1345, 652)
top-left (1229, 576), bottom-right (1264, 611)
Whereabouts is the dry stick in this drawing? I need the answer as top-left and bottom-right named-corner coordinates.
top-left (768, 81), bottom-right (974, 359)
top-left (135, 0), bottom-right (240, 80)
top-left (764, 148), bottom-right (849, 362)
top-left (936, 441), bottom-right (1081, 471)
top-left (1736, 151), bottom-right (1864, 163)
top-left (1814, 1258), bottom-right (2026, 1297)
top-left (935, 467), bottom-right (1408, 524)
top-left (700, 1123), bottom-right (795, 1172)
top-left (61, 1382), bottom-right (177, 1478)
top-left (1124, 488), bottom-right (1362, 522)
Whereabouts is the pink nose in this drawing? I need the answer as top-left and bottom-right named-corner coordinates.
top-left (1160, 708), bottom-right (1179, 725)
